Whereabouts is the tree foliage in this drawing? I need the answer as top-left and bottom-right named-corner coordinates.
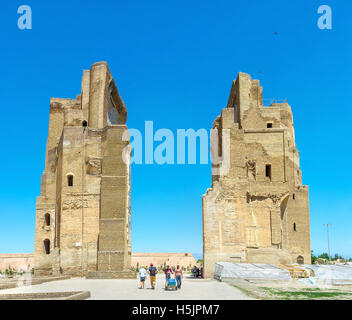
top-left (312, 250), bottom-right (350, 263)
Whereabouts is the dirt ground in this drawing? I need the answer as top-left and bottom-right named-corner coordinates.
top-left (0, 274), bottom-right (254, 300)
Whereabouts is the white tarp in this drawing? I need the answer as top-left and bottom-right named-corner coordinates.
top-left (302, 264), bottom-right (352, 285)
top-left (214, 262), bottom-right (291, 281)
top-left (214, 263), bottom-right (352, 284)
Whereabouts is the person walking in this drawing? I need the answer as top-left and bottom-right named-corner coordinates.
top-left (164, 265), bottom-right (173, 287)
top-left (139, 266), bottom-right (147, 289)
top-left (175, 265), bottom-right (183, 289)
top-left (164, 265), bottom-right (173, 281)
top-left (192, 266), bottom-right (198, 278)
top-left (148, 263), bottom-right (158, 289)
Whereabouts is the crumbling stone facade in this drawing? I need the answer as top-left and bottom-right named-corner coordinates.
top-left (203, 73), bottom-right (311, 278)
top-left (34, 62), bottom-right (135, 278)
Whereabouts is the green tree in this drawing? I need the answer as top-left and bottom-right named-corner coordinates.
top-left (318, 253), bottom-right (330, 260)
top-left (333, 253), bottom-right (343, 261)
top-left (5, 266), bottom-right (14, 277)
top-left (311, 250), bottom-right (318, 264)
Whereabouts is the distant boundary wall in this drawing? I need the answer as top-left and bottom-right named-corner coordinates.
top-left (0, 254), bottom-right (34, 272)
top-left (0, 253), bottom-right (198, 272)
top-left (132, 253), bottom-right (198, 269)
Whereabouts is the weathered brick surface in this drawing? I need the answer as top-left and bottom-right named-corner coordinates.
top-left (203, 73), bottom-right (311, 278)
top-left (34, 62), bottom-right (133, 278)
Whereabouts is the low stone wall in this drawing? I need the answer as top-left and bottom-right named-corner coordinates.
top-left (0, 276), bottom-right (71, 290)
top-left (0, 291), bottom-right (90, 300)
top-left (0, 254), bottom-right (34, 272)
top-left (0, 252), bottom-right (200, 273)
top-left (132, 253), bottom-right (198, 269)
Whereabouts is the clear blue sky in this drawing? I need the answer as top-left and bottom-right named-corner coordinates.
top-left (0, 1), bottom-right (351, 258)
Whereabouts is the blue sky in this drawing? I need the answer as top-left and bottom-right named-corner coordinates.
top-left (0, 1), bottom-right (351, 258)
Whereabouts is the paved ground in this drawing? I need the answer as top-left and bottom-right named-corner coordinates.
top-left (0, 274), bottom-right (254, 300)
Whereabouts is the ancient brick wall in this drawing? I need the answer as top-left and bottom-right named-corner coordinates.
top-left (203, 73), bottom-right (311, 278)
top-left (34, 62), bottom-right (134, 278)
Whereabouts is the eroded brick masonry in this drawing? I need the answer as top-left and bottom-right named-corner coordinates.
top-left (34, 62), bottom-right (134, 278)
top-left (203, 73), bottom-right (311, 278)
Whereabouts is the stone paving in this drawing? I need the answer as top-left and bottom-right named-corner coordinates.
top-left (0, 274), bottom-right (254, 300)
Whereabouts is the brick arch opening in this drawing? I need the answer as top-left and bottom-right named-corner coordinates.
top-left (43, 239), bottom-right (50, 255)
top-left (67, 174), bottom-right (74, 187)
top-left (44, 213), bottom-right (50, 226)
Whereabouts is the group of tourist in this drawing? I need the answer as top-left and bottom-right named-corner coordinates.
top-left (138, 264), bottom-right (183, 290)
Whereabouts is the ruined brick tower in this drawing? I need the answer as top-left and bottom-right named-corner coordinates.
top-left (34, 62), bottom-right (135, 278)
top-left (203, 73), bottom-right (311, 278)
